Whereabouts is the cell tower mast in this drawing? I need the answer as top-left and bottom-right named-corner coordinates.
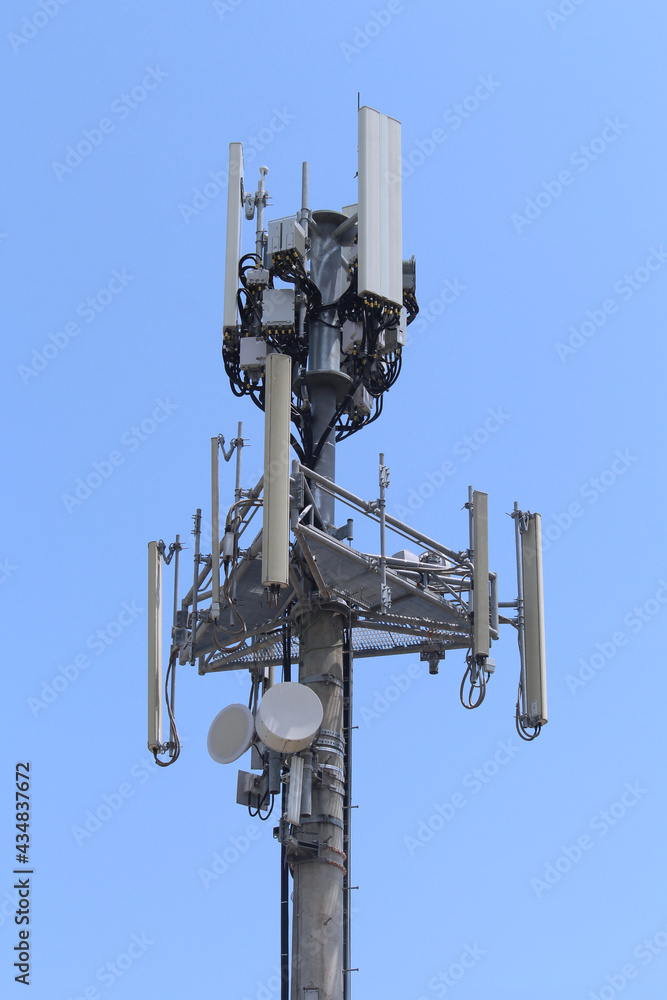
top-left (147, 106), bottom-right (547, 1000)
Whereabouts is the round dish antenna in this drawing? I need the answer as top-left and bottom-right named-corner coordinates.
top-left (255, 682), bottom-right (323, 754)
top-left (207, 703), bottom-right (255, 764)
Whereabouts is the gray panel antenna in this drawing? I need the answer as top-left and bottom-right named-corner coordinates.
top-left (472, 489), bottom-right (490, 660)
top-left (357, 106), bottom-right (403, 306)
top-left (223, 142), bottom-right (244, 331)
top-left (521, 513), bottom-right (547, 726)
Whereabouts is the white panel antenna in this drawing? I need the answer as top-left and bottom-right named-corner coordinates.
top-left (357, 106), bottom-right (402, 306)
top-left (521, 514), bottom-right (547, 725)
top-left (262, 352), bottom-right (292, 588)
top-left (223, 142), bottom-right (244, 331)
top-left (147, 541), bottom-right (163, 752)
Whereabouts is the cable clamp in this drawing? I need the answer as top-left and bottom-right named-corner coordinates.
top-left (301, 814), bottom-right (344, 831)
top-left (300, 674), bottom-right (343, 689)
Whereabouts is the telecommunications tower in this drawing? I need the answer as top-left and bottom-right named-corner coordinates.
top-left (147, 106), bottom-right (547, 1000)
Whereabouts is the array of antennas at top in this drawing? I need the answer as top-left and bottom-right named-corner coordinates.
top-left (147, 104), bottom-right (548, 783)
top-left (221, 108), bottom-right (419, 466)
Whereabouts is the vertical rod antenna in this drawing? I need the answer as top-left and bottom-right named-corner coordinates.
top-left (298, 162), bottom-right (310, 353)
top-left (234, 421), bottom-right (244, 501)
top-left (211, 439), bottom-right (221, 619)
top-left (256, 166), bottom-right (268, 261)
top-left (171, 534), bottom-right (181, 627)
top-left (379, 453), bottom-right (389, 612)
top-left (230, 422), bottom-right (244, 625)
top-left (190, 509), bottom-right (202, 665)
top-left (300, 161), bottom-right (309, 236)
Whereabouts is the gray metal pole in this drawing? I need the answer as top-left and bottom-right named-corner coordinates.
top-left (288, 209), bottom-right (348, 1000)
top-left (342, 629), bottom-right (353, 1000)
top-left (306, 211), bottom-right (349, 528)
top-left (291, 609), bottom-right (346, 1000)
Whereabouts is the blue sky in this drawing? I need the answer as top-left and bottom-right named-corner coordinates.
top-left (3, 1), bottom-right (667, 998)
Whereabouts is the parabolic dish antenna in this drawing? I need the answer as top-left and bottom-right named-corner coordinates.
top-left (255, 682), bottom-right (324, 754)
top-left (207, 703), bottom-right (255, 764)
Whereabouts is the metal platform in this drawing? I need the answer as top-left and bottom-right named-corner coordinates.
top-left (294, 523), bottom-right (470, 629)
top-left (203, 613), bottom-right (472, 672)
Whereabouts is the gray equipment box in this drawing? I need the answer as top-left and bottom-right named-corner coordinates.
top-left (236, 770), bottom-right (264, 809)
top-left (381, 306), bottom-right (407, 353)
top-left (342, 319), bottom-right (363, 353)
top-left (351, 385), bottom-right (372, 417)
top-left (267, 215), bottom-right (306, 263)
top-left (262, 287), bottom-right (295, 327)
top-left (239, 336), bottom-right (267, 375)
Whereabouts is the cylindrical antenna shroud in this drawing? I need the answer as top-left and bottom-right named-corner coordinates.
top-left (262, 353), bottom-right (292, 587)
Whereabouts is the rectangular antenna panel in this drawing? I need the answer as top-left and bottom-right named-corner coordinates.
top-left (286, 754), bottom-right (304, 825)
top-left (223, 142), bottom-right (244, 330)
top-left (472, 490), bottom-right (490, 658)
top-left (521, 514), bottom-right (547, 725)
top-left (262, 353), bottom-right (292, 587)
top-left (147, 541), bottom-right (163, 751)
top-left (357, 106), bottom-right (402, 307)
